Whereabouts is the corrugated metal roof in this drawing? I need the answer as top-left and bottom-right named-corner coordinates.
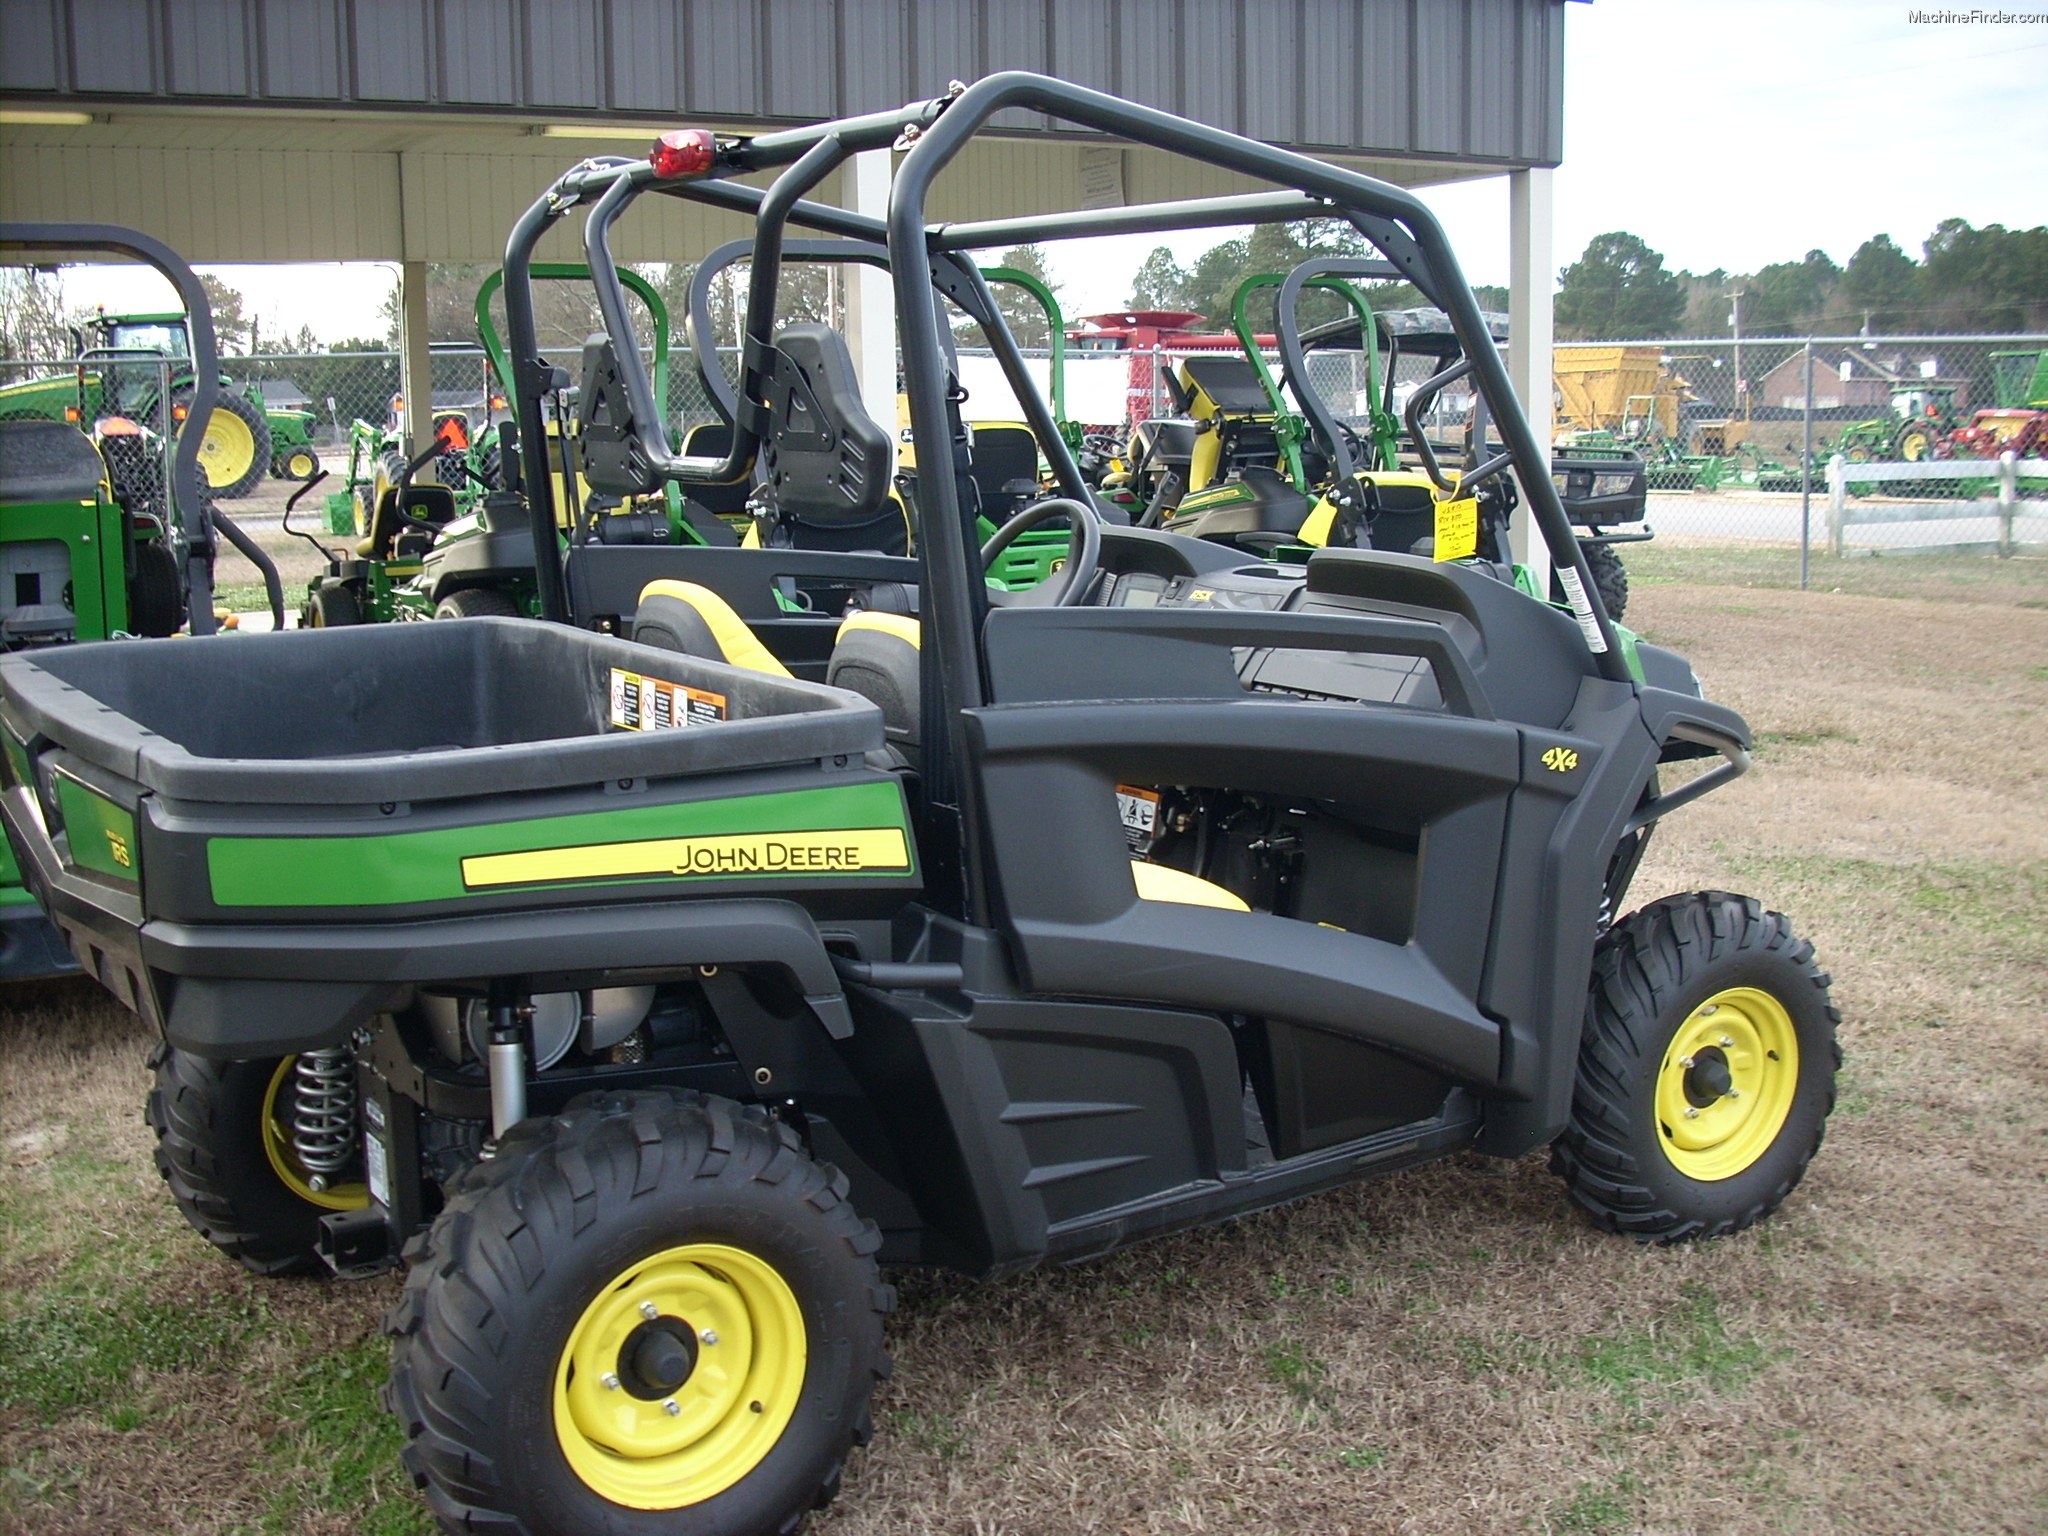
top-left (4, 0), bottom-right (1566, 166)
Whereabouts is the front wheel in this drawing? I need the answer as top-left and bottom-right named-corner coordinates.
top-left (172, 387), bottom-right (271, 500)
top-left (383, 1090), bottom-right (892, 1536)
top-left (1551, 891), bottom-right (1840, 1242)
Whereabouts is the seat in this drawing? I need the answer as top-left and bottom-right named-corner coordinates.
top-left (358, 481), bottom-right (459, 560)
top-left (827, 610), bottom-right (921, 764)
top-left (630, 580), bottom-right (792, 678)
top-left (677, 423), bottom-right (747, 545)
top-left (753, 323), bottom-right (906, 555)
top-left (0, 419), bottom-right (106, 504)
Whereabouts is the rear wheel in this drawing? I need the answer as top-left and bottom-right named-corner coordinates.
top-left (173, 387), bottom-right (270, 500)
top-left (434, 585), bottom-right (520, 620)
top-left (1893, 421), bottom-right (1938, 462)
top-left (382, 1090), bottom-right (892, 1536)
top-left (146, 1044), bottom-right (368, 1277)
top-left (1552, 891), bottom-right (1840, 1242)
top-left (127, 540), bottom-right (185, 637)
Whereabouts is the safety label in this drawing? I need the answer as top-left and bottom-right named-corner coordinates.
top-left (1116, 784), bottom-right (1161, 854)
top-left (610, 668), bottom-right (727, 729)
top-left (1432, 496), bottom-right (1479, 562)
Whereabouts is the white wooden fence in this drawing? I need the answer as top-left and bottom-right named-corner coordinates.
top-left (1826, 451), bottom-right (2046, 557)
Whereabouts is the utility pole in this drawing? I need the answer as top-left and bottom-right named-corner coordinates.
top-left (1725, 287), bottom-right (1746, 421)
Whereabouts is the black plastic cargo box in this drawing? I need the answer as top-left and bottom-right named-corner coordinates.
top-left (0, 621), bottom-right (913, 1055)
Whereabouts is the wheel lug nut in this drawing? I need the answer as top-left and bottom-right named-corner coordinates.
top-left (1679, 1055), bottom-right (1695, 1069)
top-left (1684, 1107), bottom-right (1700, 1119)
top-left (1702, 1004), bottom-right (1718, 1015)
top-left (600, 1372), bottom-right (620, 1391)
top-left (1719, 1035), bottom-right (1734, 1048)
top-left (662, 1398), bottom-right (681, 1416)
top-left (700, 1329), bottom-right (719, 1346)
top-left (1727, 1088), bottom-right (1740, 1099)
top-left (640, 1302), bottom-right (659, 1321)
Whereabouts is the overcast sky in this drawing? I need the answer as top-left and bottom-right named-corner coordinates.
top-left (39, 0), bottom-right (2048, 344)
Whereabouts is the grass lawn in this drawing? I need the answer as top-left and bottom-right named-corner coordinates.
top-left (4, 555), bottom-right (2045, 1534)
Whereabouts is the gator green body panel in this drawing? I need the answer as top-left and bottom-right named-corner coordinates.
top-left (0, 497), bottom-right (129, 640)
top-left (55, 773), bottom-right (139, 885)
top-left (206, 780), bottom-right (914, 908)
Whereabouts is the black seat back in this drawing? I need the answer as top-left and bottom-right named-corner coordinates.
top-left (0, 419), bottom-right (105, 504)
top-left (758, 323), bottom-right (895, 533)
top-left (577, 333), bottom-right (659, 496)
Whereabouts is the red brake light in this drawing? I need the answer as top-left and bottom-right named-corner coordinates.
top-left (63, 406), bottom-right (81, 422)
top-left (171, 404), bottom-right (188, 422)
top-left (650, 128), bottom-right (717, 180)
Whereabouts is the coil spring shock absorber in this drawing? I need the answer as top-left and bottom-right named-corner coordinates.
top-left (291, 1048), bottom-right (359, 1190)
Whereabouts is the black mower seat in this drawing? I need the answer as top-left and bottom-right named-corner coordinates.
top-left (1180, 355), bottom-right (1271, 415)
top-left (827, 610), bottom-right (921, 764)
top-left (0, 419), bottom-right (106, 504)
top-left (360, 482), bottom-right (459, 560)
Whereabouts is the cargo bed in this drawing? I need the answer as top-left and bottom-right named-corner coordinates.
top-left (0, 621), bottom-right (913, 1056)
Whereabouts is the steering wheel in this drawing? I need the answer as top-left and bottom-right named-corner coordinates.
top-left (980, 497), bottom-right (1102, 607)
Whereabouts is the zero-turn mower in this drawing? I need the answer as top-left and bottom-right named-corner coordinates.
top-left (2, 79), bottom-right (1836, 1536)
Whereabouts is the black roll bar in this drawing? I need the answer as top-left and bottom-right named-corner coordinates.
top-left (1271, 256), bottom-right (1403, 481)
top-left (0, 222), bottom-right (223, 634)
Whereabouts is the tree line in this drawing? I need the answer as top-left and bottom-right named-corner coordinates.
top-left (1556, 220), bottom-right (2048, 341)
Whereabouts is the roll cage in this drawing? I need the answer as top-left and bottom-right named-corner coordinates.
top-left (495, 72), bottom-right (1631, 923)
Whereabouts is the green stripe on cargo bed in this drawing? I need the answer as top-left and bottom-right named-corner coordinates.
top-left (205, 781), bottom-right (914, 908)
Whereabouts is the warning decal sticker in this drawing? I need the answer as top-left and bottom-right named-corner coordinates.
top-left (1116, 784), bottom-right (1161, 854)
top-left (610, 669), bottom-right (727, 729)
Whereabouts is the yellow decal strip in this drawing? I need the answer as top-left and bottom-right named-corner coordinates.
top-left (461, 828), bottom-right (911, 889)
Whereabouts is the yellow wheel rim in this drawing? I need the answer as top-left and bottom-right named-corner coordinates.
top-left (260, 1057), bottom-right (370, 1211)
top-left (1655, 987), bottom-right (1800, 1182)
top-left (195, 406), bottom-right (257, 488)
top-left (285, 447), bottom-right (319, 478)
top-left (554, 1243), bottom-right (807, 1511)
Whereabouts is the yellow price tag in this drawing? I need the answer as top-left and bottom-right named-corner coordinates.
top-left (1433, 496), bottom-right (1479, 562)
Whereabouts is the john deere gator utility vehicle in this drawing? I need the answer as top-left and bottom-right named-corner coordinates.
top-left (0, 222), bottom-right (284, 979)
top-left (2, 78), bottom-right (1838, 1536)
top-left (301, 264), bottom-right (718, 628)
top-left (0, 305), bottom-right (317, 497)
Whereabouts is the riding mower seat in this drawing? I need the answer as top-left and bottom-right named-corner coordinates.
top-left (359, 482), bottom-right (459, 561)
top-left (0, 418), bottom-right (107, 502)
top-left (629, 577), bottom-right (1245, 911)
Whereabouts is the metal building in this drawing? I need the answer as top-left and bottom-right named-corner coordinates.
top-left (1, 0), bottom-right (1568, 492)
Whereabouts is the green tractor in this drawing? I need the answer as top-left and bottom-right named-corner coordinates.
top-left (0, 308), bottom-right (319, 497)
top-left (299, 264), bottom-right (713, 628)
top-left (1833, 380), bottom-right (1962, 465)
top-left (0, 221), bottom-right (284, 979)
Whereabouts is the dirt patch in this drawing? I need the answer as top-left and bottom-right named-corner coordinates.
top-left (3, 578), bottom-right (2044, 1534)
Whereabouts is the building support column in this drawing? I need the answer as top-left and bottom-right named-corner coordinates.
top-left (1508, 167), bottom-right (1554, 596)
top-left (842, 149), bottom-right (896, 429)
top-left (398, 259), bottom-right (432, 458)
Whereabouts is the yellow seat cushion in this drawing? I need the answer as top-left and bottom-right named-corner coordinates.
top-left (1131, 861), bottom-right (1249, 911)
top-left (834, 610), bottom-right (920, 648)
top-left (634, 579), bottom-right (792, 678)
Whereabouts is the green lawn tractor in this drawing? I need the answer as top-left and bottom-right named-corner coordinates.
top-left (1832, 380), bottom-right (1962, 465)
top-left (4, 85), bottom-right (1838, 1536)
top-left (0, 220), bottom-right (284, 980)
top-left (301, 264), bottom-right (711, 627)
top-left (0, 307), bottom-right (318, 496)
